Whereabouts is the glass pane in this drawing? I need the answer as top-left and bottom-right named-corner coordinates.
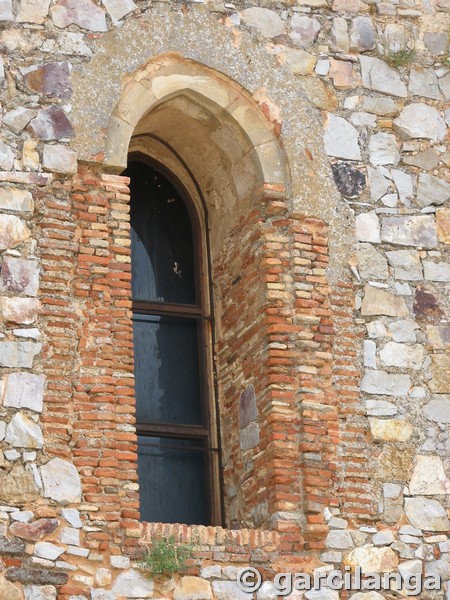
top-left (126, 160), bottom-right (196, 305)
top-left (137, 436), bottom-right (209, 524)
top-left (132, 314), bottom-right (203, 426)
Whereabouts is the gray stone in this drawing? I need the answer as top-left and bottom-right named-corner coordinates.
top-left (0, 141), bottom-right (14, 171)
top-left (61, 508), bottom-right (82, 528)
top-left (10, 510), bottom-right (33, 523)
top-left (111, 570), bottom-right (154, 598)
top-left (51, 0), bottom-right (107, 32)
top-left (41, 458), bottom-right (81, 504)
top-left (0, 257), bottom-right (40, 296)
top-left (212, 581), bottom-right (253, 600)
top-left (17, 0), bottom-right (51, 23)
top-left (386, 249), bottom-right (422, 280)
top-left (391, 169), bottom-right (413, 204)
top-left (364, 340), bottom-right (376, 368)
top-left (110, 555), bottom-right (130, 569)
top-left (356, 211), bottom-right (380, 243)
top-left (14, 329), bottom-right (41, 341)
top-left (361, 286), bottom-right (408, 317)
top-left (362, 97), bottom-right (398, 117)
top-left (42, 145), bottom-right (78, 174)
top-left (403, 149), bottom-right (440, 171)
top-left (325, 529), bottom-right (354, 549)
top-left (6, 568), bottom-right (68, 586)
top-left (416, 174), bottom-right (450, 208)
top-left (0, 535), bottom-right (26, 554)
top-left (369, 132), bottom-right (399, 166)
top-left (361, 370), bottom-right (410, 396)
top-left (240, 384), bottom-right (257, 428)
top-left (328, 517), bottom-right (348, 529)
top-left (372, 530), bottom-right (395, 546)
top-left (425, 560), bottom-right (450, 580)
top-left (29, 106), bottom-right (74, 141)
top-left (424, 32), bottom-right (449, 55)
top-left (409, 68), bottom-right (442, 100)
top-left (393, 104), bottom-right (447, 141)
top-left (91, 591), bottom-right (115, 600)
top-left (0, 341), bottom-right (41, 368)
top-left (360, 56), bottom-right (407, 98)
top-left (409, 455), bottom-right (450, 495)
top-left (356, 243), bottom-right (388, 279)
top-left (323, 114), bottom-right (361, 160)
top-left (5, 413), bottom-right (43, 449)
top-left (0, 189), bottom-right (33, 213)
top-left (34, 542), bottom-right (65, 561)
top-left (330, 18), bottom-right (349, 52)
top-left (3, 108), bottom-right (36, 135)
top-left (389, 320), bottom-right (417, 343)
top-left (1, 298), bottom-right (40, 324)
top-left (40, 32), bottom-right (92, 56)
top-left (240, 422), bottom-right (260, 451)
top-left (439, 73), bottom-right (450, 101)
top-left (424, 261), bottom-right (450, 282)
top-left (349, 17), bottom-right (375, 51)
top-left (60, 527), bottom-right (80, 546)
top-left (331, 163), bottom-right (365, 199)
top-left (305, 590), bottom-right (339, 600)
top-left (366, 399), bottom-right (397, 416)
top-left (101, 0), bottom-right (136, 22)
top-left (427, 326), bottom-right (450, 349)
top-left (423, 397), bottom-right (450, 423)
top-left (405, 497), bottom-right (450, 531)
top-left (380, 342), bottom-right (424, 369)
top-left (200, 566), bottom-right (222, 580)
top-left (256, 581), bottom-right (277, 600)
top-left (367, 166), bottom-right (391, 201)
top-left (381, 215), bottom-right (437, 249)
top-left (241, 8), bottom-right (284, 39)
top-left (0, 0), bottom-right (12, 20)
top-left (366, 320), bottom-right (387, 339)
top-left (398, 559), bottom-right (422, 577)
top-left (3, 372), bottom-right (45, 413)
top-left (290, 15), bottom-right (321, 49)
top-left (351, 112), bottom-right (377, 127)
top-left (24, 587), bottom-right (57, 600)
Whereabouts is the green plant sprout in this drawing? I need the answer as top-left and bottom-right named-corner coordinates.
top-left (140, 535), bottom-right (194, 576)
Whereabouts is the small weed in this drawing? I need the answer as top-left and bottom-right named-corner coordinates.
top-left (383, 46), bottom-right (416, 68)
top-left (139, 536), bottom-right (194, 576)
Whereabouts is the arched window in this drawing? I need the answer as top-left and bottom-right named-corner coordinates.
top-left (124, 157), bottom-right (220, 526)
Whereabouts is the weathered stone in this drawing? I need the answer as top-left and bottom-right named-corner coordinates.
top-left (424, 32), bottom-right (448, 55)
top-left (345, 545), bottom-right (398, 573)
top-left (284, 49), bottom-right (316, 76)
top-left (389, 320), bottom-right (417, 343)
top-left (297, 77), bottom-right (338, 111)
top-left (256, 581), bottom-right (277, 600)
top-left (405, 497), bottom-right (450, 531)
top-left (111, 570), bottom-right (154, 598)
top-left (0, 257), bottom-right (39, 296)
top-left (361, 286), bottom-right (408, 317)
top-left (40, 32), bottom-right (92, 56)
top-left (362, 96), bottom-right (398, 117)
top-left (427, 326), bottom-right (450, 350)
top-left (23, 62), bottom-right (72, 100)
top-left (408, 68), bottom-right (442, 100)
top-left (10, 519), bottom-right (59, 542)
top-left (290, 15), bottom-right (321, 49)
top-left (381, 215), bottom-right (437, 249)
top-left (3, 108), bottom-right (36, 135)
top-left (0, 341), bottom-right (41, 368)
top-left (241, 8), bottom-right (284, 39)
top-left (369, 132), bottom-right (399, 166)
top-left (1, 297), bottom-right (40, 324)
top-left (356, 212), bottom-right (380, 243)
top-left (6, 568), bottom-right (68, 586)
top-left (22, 140), bottom-right (40, 171)
top-left (348, 594), bottom-right (384, 600)
top-left (391, 169), bottom-right (413, 205)
top-left (367, 166), bottom-right (391, 201)
top-left (325, 529), bottom-right (354, 549)
top-left (17, 0), bottom-right (51, 23)
top-left (330, 18), bottom-right (349, 52)
top-left (101, 0), bottom-right (137, 22)
top-left (0, 535), bottom-right (26, 554)
top-left (364, 342), bottom-right (377, 367)
top-left (360, 56), bottom-right (407, 98)
top-left (24, 586), bottom-right (57, 600)
top-left (372, 530), bottom-right (395, 546)
top-left (351, 112), bottom-right (377, 127)
top-left (51, 0), bottom-right (107, 32)
top-left (0, 464), bottom-right (38, 505)
top-left (366, 320), bottom-right (387, 339)
top-left (328, 516), bottom-right (348, 529)
top-left (361, 370), bottom-right (410, 396)
top-left (305, 589), bottom-right (339, 600)
top-left (5, 413), bottom-right (43, 449)
top-left (3, 372), bottom-right (45, 413)
top-left (439, 73), bottom-right (450, 101)
top-left (409, 455), bottom-right (450, 495)
top-left (35, 542), bottom-right (65, 561)
top-left (0, 0), bottom-right (13, 20)
top-left (429, 355), bottom-right (450, 394)
top-left (403, 148), bottom-right (440, 171)
top-left (29, 105), bottom-right (74, 141)
top-left (356, 243), bottom-right (388, 279)
top-left (378, 446), bottom-right (414, 481)
top-left (91, 590), bottom-right (116, 600)
top-left (211, 580), bottom-right (253, 600)
top-left (424, 261), bottom-right (450, 282)
top-left (240, 422), bottom-right (260, 451)
top-left (60, 526), bottom-right (79, 545)
top-left (366, 399), bottom-right (397, 417)
top-left (11, 510), bottom-right (33, 523)
top-left (329, 59), bottom-right (360, 90)
top-left (331, 163), bottom-right (365, 199)
top-left (0, 188), bottom-right (33, 213)
top-left (436, 208), bottom-right (450, 244)
top-left (414, 285), bottom-right (444, 320)
top-left (349, 16), bottom-right (375, 51)
top-left (385, 250), bottom-right (422, 281)
top-left (369, 418), bottom-right (413, 441)
top-left (393, 104), bottom-right (447, 141)
top-left (416, 174), bottom-right (450, 208)
top-left (61, 508), bottom-right (82, 528)
top-left (42, 144), bottom-right (78, 174)
top-left (0, 574), bottom-right (22, 600)
top-left (240, 384), bottom-right (257, 428)
top-left (41, 458), bottom-right (81, 503)
top-left (323, 114), bottom-right (361, 160)
top-left (0, 141), bottom-right (14, 171)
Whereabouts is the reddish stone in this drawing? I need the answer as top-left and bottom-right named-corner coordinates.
top-left (28, 105), bottom-right (74, 141)
top-left (23, 62), bottom-right (72, 99)
top-left (413, 284), bottom-right (444, 321)
top-left (9, 518), bottom-right (59, 542)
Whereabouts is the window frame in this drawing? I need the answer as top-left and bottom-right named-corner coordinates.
top-left (127, 152), bottom-right (224, 526)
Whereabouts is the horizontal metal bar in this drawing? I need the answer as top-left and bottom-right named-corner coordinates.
top-left (132, 300), bottom-right (208, 318)
top-left (138, 441), bottom-right (219, 453)
top-left (137, 422), bottom-right (209, 439)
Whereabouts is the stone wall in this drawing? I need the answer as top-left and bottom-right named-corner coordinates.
top-left (0, 0), bottom-right (449, 598)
